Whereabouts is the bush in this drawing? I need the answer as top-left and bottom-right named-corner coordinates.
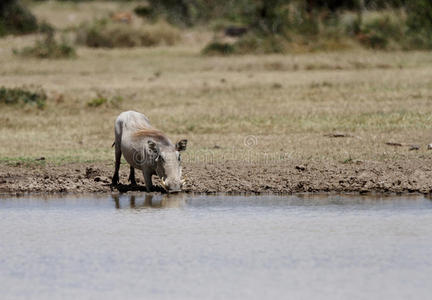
top-left (13, 33), bottom-right (76, 59)
top-left (201, 2), bottom-right (429, 54)
top-left (0, 86), bottom-right (46, 109)
top-left (87, 94), bottom-right (123, 108)
top-left (76, 20), bottom-right (181, 48)
top-left (406, 0), bottom-right (432, 49)
top-left (0, 0), bottom-right (38, 36)
top-left (145, 0), bottom-right (265, 27)
top-left (203, 33), bottom-right (292, 55)
top-left (202, 42), bottom-right (235, 55)
top-left (235, 34), bottom-right (289, 53)
top-left (134, 5), bottom-right (153, 19)
top-left (357, 13), bottom-right (404, 49)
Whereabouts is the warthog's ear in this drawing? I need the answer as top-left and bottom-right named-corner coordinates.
top-left (147, 140), bottom-right (159, 154)
top-left (176, 139), bottom-right (187, 151)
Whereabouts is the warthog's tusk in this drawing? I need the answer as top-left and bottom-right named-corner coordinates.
top-left (181, 179), bottom-right (186, 186)
top-left (161, 179), bottom-right (167, 190)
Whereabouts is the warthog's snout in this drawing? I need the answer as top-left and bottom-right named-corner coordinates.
top-left (168, 189), bottom-right (181, 194)
top-left (161, 178), bottom-right (185, 193)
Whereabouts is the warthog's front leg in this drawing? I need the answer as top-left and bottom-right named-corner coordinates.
top-left (129, 166), bottom-right (137, 185)
top-left (143, 169), bottom-right (154, 192)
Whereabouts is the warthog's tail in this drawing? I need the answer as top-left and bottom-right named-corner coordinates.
top-left (112, 141), bottom-right (115, 147)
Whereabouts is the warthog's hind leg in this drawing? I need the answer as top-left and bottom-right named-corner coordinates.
top-left (129, 166), bottom-right (137, 185)
top-left (112, 144), bottom-right (121, 185)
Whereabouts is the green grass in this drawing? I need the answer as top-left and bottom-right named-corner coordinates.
top-left (0, 157), bottom-right (46, 167)
top-left (13, 35), bottom-right (76, 59)
top-left (0, 155), bottom-right (108, 167)
top-left (87, 95), bottom-right (124, 107)
top-left (0, 86), bottom-right (47, 109)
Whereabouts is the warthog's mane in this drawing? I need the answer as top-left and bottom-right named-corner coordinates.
top-left (134, 127), bottom-right (171, 146)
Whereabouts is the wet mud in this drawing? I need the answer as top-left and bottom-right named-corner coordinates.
top-left (1, 159), bottom-right (432, 195)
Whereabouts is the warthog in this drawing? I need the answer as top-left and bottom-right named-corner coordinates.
top-left (112, 111), bottom-right (187, 193)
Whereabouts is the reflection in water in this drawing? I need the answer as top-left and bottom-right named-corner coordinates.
top-left (112, 193), bottom-right (186, 209)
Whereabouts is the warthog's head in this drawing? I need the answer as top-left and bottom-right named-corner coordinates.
top-left (148, 139), bottom-right (187, 193)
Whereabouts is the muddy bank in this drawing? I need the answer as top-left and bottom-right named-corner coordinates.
top-left (1, 159), bottom-right (432, 195)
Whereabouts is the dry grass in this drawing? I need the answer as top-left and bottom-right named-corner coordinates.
top-left (29, 0), bottom-right (141, 30)
top-left (1, 2), bottom-right (432, 166)
top-left (75, 20), bottom-right (181, 48)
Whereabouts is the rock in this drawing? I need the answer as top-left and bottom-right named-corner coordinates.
top-left (324, 133), bottom-right (353, 138)
top-left (386, 142), bottom-right (420, 150)
top-left (385, 142), bottom-right (403, 146)
top-left (295, 165), bottom-right (306, 171)
top-left (428, 144), bottom-right (432, 150)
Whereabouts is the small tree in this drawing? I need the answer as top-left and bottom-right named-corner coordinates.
top-left (249, 0), bottom-right (289, 34)
top-left (146, 0), bottom-right (193, 26)
top-left (407, 0), bottom-right (432, 33)
top-left (0, 0), bottom-right (38, 36)
top-left (405, 0), bottom-right (432, 49)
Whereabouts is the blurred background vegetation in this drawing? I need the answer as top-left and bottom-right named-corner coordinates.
top-left (0, 0), bottom-right (431, 55)
top-left (1, 1), bottom-right (432, 164)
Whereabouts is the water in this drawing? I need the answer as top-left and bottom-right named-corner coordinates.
top-left (1, 193), bottom-right (432, 300)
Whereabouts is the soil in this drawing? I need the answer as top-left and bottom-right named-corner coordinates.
top-left (1, 159), bottom-right (432, 195)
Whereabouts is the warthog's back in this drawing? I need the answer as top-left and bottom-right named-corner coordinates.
top-left (115, 110), bottom-right (151, 134)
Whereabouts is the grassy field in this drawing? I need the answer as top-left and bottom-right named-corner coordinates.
top-left (1, 1), bottom-right (432, 168)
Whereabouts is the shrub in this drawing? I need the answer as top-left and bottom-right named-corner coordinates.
top-left (406, 0), bottom-right (432, 49)
top-left (80, 22), bottom-right (141, 48)
top-left (76, 20), bottom-right (181, 48)
top-left (134, 5), bottom-right (153, 19)
top-left (145, 0), bottom-right (201, 27)
top-left (235, 34), bottom-right (289, 54)
top-left (357, 13), bottom-right (405, 49)
top-left (145, 0), bottom-right (265, 27)
top-left (87, 96), bottom-right (108, 107)
top-left (14, 33), bottom-right (76, 59)
top-left (201, 41), bottom-right (235, 55)
top-left (203, 33), bottom-right (292, 55)
top-left (38, 21), bottom-right (55, 35)
top-left (87, 94), bottom-right (123, 108)
top-left (0, 87), bottom-right (47, 109)
top-left (139, 21), bottom-right (181, 46)
top-left (0, 0), bottom-right (38, 36)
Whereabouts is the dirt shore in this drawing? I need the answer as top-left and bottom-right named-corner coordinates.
top-left (1, 159), bottom-right (432, 195)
